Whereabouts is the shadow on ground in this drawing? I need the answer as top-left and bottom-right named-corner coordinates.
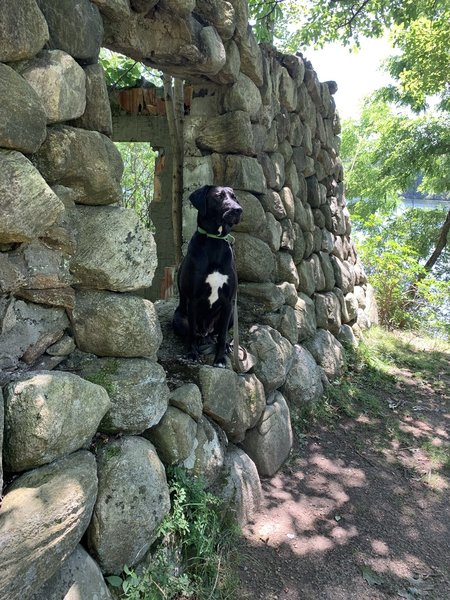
top-left (237, 336), bottom-right (450, 600)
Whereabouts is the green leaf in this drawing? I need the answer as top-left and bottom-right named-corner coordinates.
top-left (105, 575), bottom-right (123, 588)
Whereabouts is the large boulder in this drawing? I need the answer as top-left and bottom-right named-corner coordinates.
top-left (0, 297), bottom-right (69, 372)
top-left (0, 0), bottom-right (48, 62)
top-left (36, 0), bottom-right (103, 64)
top-left (196, 367), bottom-right (264, 442)
top-left (235, 24), bottom-right (263, 86)
top-left (297, 258), bottom-right (316, 297)
top-left (4, 370), bottom-right (110, 472)
top-left (223, 72), bottom-right (262, 118)
top-left (0, 451), bottom-right (98, 600)
top-left (314, 291), bottom-right (342, 334)
top-left (30, 545), bottom-right (112, 600)
top-left (4, 240), bottom-right (73, 298)
top-left (282, 345), bottom-right (324, 406)
top-left (246, 325), bottom-right (294, 392)
top-left (71, 290), bottom-right (162, 359)
top-left (294, 292), bottom-right (317, 341)
top-left (215, 445), bottom-right (262, 526)
top-left (233, 233), bottom-right (276, 283)
top-left (197, 365), bottom-right (239, 426)
top-left (331, 255), bottom-right (355, 294)
top-left (232, 374), bottom-right (267, 442)
top-left (195, 0), bottom-right (236, 40)
top-left (303, 328), bottom-right (345, 380)
top-left (15, 50), bottom-right (86, 124)
top-left (182, 417), bottom-right (226, 485)
top-left (169, 383), bottom-right (203, 421)
top-left (69, 205), bottom-right (157, 290)
top-left (32, 125), bottom-right (123, 205)
top-left (78, 357), bottom-right (169, 434)
top-left (0, 150), bottom-right (64, 243)
top-left (242, 391), bottom-right (293, 477)
top-left (70, 63), bottom-right (113, 136)
top-left (0, 64), bottom-right (47, 153)
top-left (238, 282), bottom-right (285, 312)
top-left (144, 406), bottom-right (197, 465)
top-left (214, 154), bottom-right (266, 194)
top-left (87, 436), bottom-right (170, 575)
top-left (233, 190), bottom-right (267, 235)
top-left (196, 111), bottom-right (255, 155)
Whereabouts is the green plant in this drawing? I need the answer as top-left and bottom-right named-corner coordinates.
top-left (107, 467), bottom-right (240, 600)
top-left (115, 142), bottom-right (157, 231)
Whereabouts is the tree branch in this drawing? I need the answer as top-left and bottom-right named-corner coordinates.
top-left (422, 208), bottom-right (450, 274)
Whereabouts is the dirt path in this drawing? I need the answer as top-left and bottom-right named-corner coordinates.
top-left (236, 344), bottom-right (450, 600)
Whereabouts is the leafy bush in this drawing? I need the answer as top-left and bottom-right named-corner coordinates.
top-left (357, 234), bottom-right (449, 337)
top-left (107, 467), bottom-right (239, 600)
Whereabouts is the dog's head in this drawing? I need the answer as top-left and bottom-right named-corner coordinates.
top-left (189, 185), bottom-right (242, 236)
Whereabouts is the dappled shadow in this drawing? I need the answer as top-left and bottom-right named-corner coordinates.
top-left (237, 337), bottom-right (450, 600)
top-left (238, 429), bottom-right (450, 599)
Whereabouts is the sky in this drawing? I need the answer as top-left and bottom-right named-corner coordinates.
top-left (302, 37), bottom-right (395, 120)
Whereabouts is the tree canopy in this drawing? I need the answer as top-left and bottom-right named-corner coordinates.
top-left (249, 0), bottom-right (450, 109)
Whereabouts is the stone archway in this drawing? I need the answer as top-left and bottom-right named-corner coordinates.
top-left (0, 1), bottom-right (378, 598)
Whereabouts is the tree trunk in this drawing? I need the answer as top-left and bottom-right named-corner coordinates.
top-left (408, 208), bottom-right (450, 298)
top-left (163, 74), bottom-right (184, 266)
top-left (422, 208), bottom-right (450, 275)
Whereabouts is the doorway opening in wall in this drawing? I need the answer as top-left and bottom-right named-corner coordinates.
top-left (101, 49), bottom-right (180, 301)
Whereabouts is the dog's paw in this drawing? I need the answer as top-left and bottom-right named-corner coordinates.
top-left (213, 358), bottom-right (227, 368)
top-left (186, 350), bottom-right (201, 363)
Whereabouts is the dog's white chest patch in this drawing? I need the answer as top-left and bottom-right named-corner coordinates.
top-left (205, 271), bottom-right (229, 307)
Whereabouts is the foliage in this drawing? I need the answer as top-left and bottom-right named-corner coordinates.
top-left (382, 6), bottom-right (450, 111)
top-left (115, 142), bottom-right (157, 230)
top-left (341, 99), bottom-right (450, 220)
top-left (339, 95), bottom-right (450, 337)
top-left (100, 49), bottom-right (162, 89)
top-left (248, 0), bottom-right (450, 117)
top-left (358, 236), bottom-right (449, 334)
top-left (107, 467), bottom-right (239, 600)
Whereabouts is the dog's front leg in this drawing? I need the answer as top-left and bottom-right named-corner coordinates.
top-left (213, 300), bottom-right (232, 368)
top-left (187, 300), bottom-right (201, 362)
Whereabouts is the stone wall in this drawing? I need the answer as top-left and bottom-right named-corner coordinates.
top-left (0, 1), bottom-right (377, 598)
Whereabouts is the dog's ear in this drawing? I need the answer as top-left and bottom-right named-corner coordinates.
top-left (189, 185), bottom-right (211, 216)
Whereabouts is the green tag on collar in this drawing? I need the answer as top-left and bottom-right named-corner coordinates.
top-left (197, 226), bottom-right (235, 244)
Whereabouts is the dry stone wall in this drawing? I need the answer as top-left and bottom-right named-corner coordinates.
top-left (0, 0), bottom-right (377, 598)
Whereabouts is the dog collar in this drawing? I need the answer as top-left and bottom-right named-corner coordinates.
top-left (197, 226), bottom-right (235, 244)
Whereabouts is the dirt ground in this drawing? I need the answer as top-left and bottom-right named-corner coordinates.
top-left (236, 350), bottom-right (450, 599)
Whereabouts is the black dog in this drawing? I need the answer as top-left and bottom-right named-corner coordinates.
top-left (173, 185), bottom-right (242, 368)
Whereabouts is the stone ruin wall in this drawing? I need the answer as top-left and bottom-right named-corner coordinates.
top-left (0, 0), bottom-right (378, 598)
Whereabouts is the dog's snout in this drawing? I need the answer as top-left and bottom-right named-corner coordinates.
top-left (224, 206), bottom-right (242, 225)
